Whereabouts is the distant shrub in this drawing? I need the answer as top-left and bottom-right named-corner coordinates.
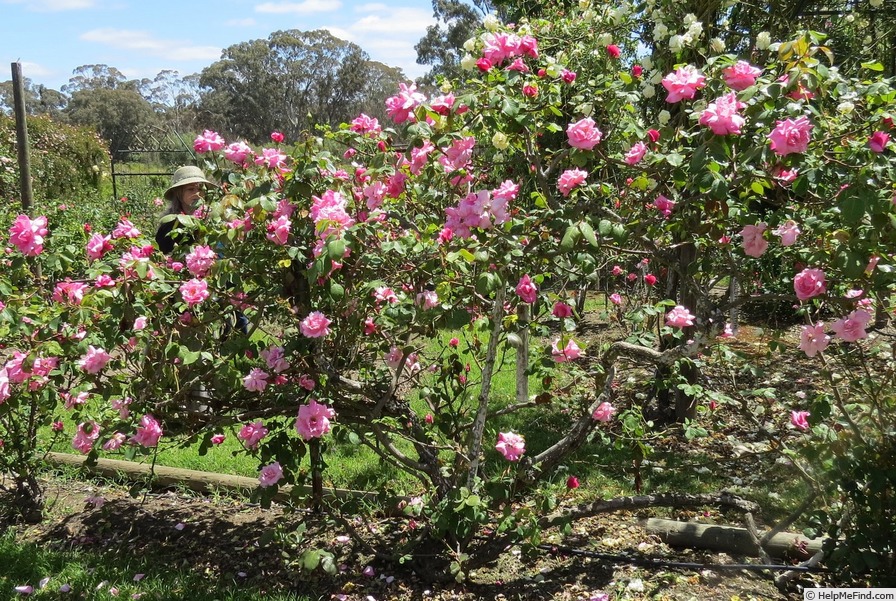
top-left (0, 114), bottom-right (109, 206)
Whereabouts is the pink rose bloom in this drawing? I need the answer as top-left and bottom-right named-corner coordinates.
top-left (722, 61), bottom-right (762, 90)
top-left (112, 218), bottom-right (140, 239)
top-left (9, 214), bottom-right (48, 256)
top-left (385, 82), bottom-right (426, 124)
top-left (78, 345), bottom-right (111, 374)
top-left (866, 255), bottom-right (881, 275)
top-left (255, 147), bottom-right (287, 170)
top-left (417, 290), bottom-right (439, 309)
top-left (654, 194), bottom-right (676, 218)
top-left (194, 130), bottom-right (225, 153)
top-left (180, 278), bottom-right (209, 307)
top-left (300, 311), bottom-right (331, 338)
top-left (773, 220), bottom-right (801, 246)
top-left (612, 265), bottom-right (623, 276)
top-left (561, 68), bottom-right (576, 83)
top-left (557, 168), bottom-right (588, 196)
top-left (224, 141), bottom-right (253, 164)
top-left (606, 44), bottom-right (621, 59)
top-left (0, 367), bottom-right (10, 404)
top-left (259, 462), bottom-right (284, 488)
top-left (592, 401), bottom-right (616, 422)
top-left (768, 117), bottom-right (813, 156)
top-left (350, 113), bottom-right (382, 136)
top-left (740, 223), bottom-right (768, 257)
top-left (133, 316), bottom-right (148, 331)
top-left (102, 432), bottom-right (126, 451)
top-left (624, 141), bottom-right (647, 165)
top-left (609, 293), bottom-right (622, 305)
top-left (552, 338), bottom-right (583, 362)
top-left (552, 301), bottom-right (573, 318)
top-left (261, 346), bottom-right (289, 373)
top-left (793, 268), bottom-right (826, 301)
top-left (52, 280), bottom-right (89, 305)
top-left (772, 165), bottom-right (799, 184)
top-left (699, 93), bottom-right (746, 135)
top-left (211, 433), bottom-right (225, 445)
top-left (661, 65), bottom-right (706, 103)
top-left (831, 309), bottom-right (872, 342)
top-left (243, 368), bottom-right (269, 392)
top-left (270, 131), bottom-right (284, 143)
top-left (238, 420), bottom-right (269, 449)
top-left (666, 305), bottom-right (696, 328)
top-left (186, 245), bottom-right (216, 277)
top-left (799, 322), bottom-right (830, 357)
top-left (566, 117), bottom-right (603, 150)
top-left (495, 431), bottom-right (526, 462)
top-left (869, 131), bottom-right (890, 153)
top-left (266, 215), bottom-right (291, 245)
top-left (295, 399), bottom-right (336, 440)
top-left (71, 420), bottom-right (100, 454)
top-left (790, 410), bottom-right (810, 431)
top-left (86, 233), bottom-right (113, 261)
top-left (516, 274), bottom-right (538, 304)
top-left (132, 414), bottom-right (163, 447)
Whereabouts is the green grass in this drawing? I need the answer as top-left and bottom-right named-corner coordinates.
top-left (0, 530), bottom-right (312, 601)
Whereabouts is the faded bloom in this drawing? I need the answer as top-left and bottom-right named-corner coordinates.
top-left (661, 66), bottom-right (706, 103)
top-left (790, 410), bottom-right (810, 431)
top-left (132, 414), bottom-right (163, 447)
top-left (773, 220), bottom-right (801, 246)
top-left (831, 309), bottom-right (872, 342)
top-left (799, 322), bottom-right (830, 357)
top-left (666, 305), bottom-right (696, 328)
top-left (259, 462), bottom-right (284, 488)
top-left (740, 223), bottom-right (768, 257)
top-left (793, 268), bottom-right (827, 301)
top-left (495, 431), bottom-right (526, 461)
top-left (592, 401), bottom-right (616, 422)
top-left (552, 338), bottom-right (583, 362)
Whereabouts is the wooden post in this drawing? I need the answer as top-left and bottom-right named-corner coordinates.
top-left (516, 304), bottom-right (530, 403)
top-left (11, 62), bottom-right (34, 213)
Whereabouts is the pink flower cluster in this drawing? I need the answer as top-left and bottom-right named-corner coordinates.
top-left (186, 245), bottom-right (216, 277)
top-left (662, 66), bottom-right (706, 103)
top-left (566, 117), bottom-right (603, 150)
top-left (699, 93), bottom-right (746, 135)
top-left (480, 31), bottom-right (538, 68)
top-left (443, 181), bottom-right (517, 239)
top-left (385, 82), bottom-right (426, 124)
top-left (194, 130), bottom-right (225, 153)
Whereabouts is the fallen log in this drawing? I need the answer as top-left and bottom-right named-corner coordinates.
top-left (642, 517), bottom-right (828, 560)
top-left (43, 452), bottom-right (379, 506)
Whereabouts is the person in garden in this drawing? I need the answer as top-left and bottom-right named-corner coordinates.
top-left (155, 165), bottom-right (216, 253)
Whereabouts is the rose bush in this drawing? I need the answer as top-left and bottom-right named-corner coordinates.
top-left (1, 1), bottom-right (895, 584)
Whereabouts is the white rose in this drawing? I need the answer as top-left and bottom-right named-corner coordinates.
top-left (578, 0), bottom-right (589, 8)
top-left (669, 34), bottom-right (684, 53)
top-left (483, 14), bottom-right (500, 31)
top-left (440, 81), bottom-right (453, 94)
top-left (687, 21), bottom-right (703, 39)
top-left (653, 22), bottom-right (669, 41)
top-left (582, 9), bottom-right (595, 22)
top-left (870, 0), bottom-right (882, 6)
top-left (845, 13), bottom-right (854, 23)
top-left (460, 54), bottom-right (477, 71)
top-left (710, 37), bottom-right (725, 53)
top-left (492, 132), bottom-right (509, 151)
top-left (597, 33), bottom-right (613, 46)
top-left (658, 110), bottom-right (671, 126)
top-left (683, 13), bottom-right (697, 25)
top-left (756, 31), bottom-right (771, 50)
top-left (463, 38), bottom-right (477, 52)
top-left (837, 101), bottom-right (855, 115)
top-left (641, 56), bottom-right (653, 70)
top-left (642, 84), bottom-right (656, 99)
top-left (650, 70), bottom-right (663, 85)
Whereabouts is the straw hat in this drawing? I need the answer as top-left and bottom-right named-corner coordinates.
top-left (163, 166), bottom-right (216, 200)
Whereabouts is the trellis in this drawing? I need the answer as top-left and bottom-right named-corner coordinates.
top-left (110, 125), bottom-right (195, 201)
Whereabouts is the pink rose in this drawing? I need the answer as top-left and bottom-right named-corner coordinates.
top-left (773, 220), bottom-right (801, 246)
top-left (224, 141), bottom-right (253, 164)
top-left (790, 410), bottom-right (810, 431)
top-left (624, 141), bottom-right (647, 165)
top-left (552, 302), bottom-right (573, 318)
top-left (86, 233), bottom-right (113, 261)
top-left (516, 274), bottom-right (538, 304)
top-left (768, 117), bottom-right (813, 156)
top-left (799, 322), bottom-right (830, 357)
top-left (180, 278), bottom-right (209, 307)
top-left (238, 420), bottom-right (269, 449)
top-left (295, 399), bottom-right (336, 440)
top-left (552, 338), bottom-right (583, 362)
top-left (194, 130), bottom-right (225, 153)
top-left (566, 117), bottom-right (603, 150)
top-left (495, 431), bottom-right (525, 461)
top-left (266, 215), bottom-right (291, 245)
top-left (259, 462), bottom-right (284, 488)
top-left (661, 65), bottom-right (706, 103)
top-left (78, 345), bottom-right (111, 374)
top-left (793, 268), bottom-right (826, 301)
top-left (385, 82), bottom-right (426, 124)
top-left (211, 433), bottom-right (225, 445)
top-left (243, 368), bottom-right (269, 392)
top-left (185, 245), bottom-right (216, 277)
top-left (740, 223), bottom-right (768, 257)
top-left (606, 44), bottom-right (621, 59)
top-left (609, 293), bottom-right (622, 305)
top-left (557, 168), bottom-right (588, 196)
top-left (699, 93), bottom-right (746, 135)
top-left (71, 420), bottom-right (100, 454)
top-left (654, 194), bottom-right (676, 218)
top-left (592, 401), bottom-right (616, 422)
top-left (722, 61), bottom-right (762, 91)
top-left (132, 414), bottom-right (163, 447)
top-left (831, 309), bottom-right (872, 342)
top-left (270, 131), bottom-right (285, 143)
top-left (869, 131), bottom-right (890, 153)
top-left (666, 305), bottom-right (696, 328)
top-left (8, 214), bottom-right (48, 256)
top-left (300, 311), bottom-right (331, 338)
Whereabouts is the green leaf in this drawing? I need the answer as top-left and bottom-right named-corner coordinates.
top-left (750, 181), bottom-right (765, 195)
top-left (578, 222), bottom-right (598, 247)
top-left (560, 225), bottom-right (579, 252)
top-left (329, 281), bottom-right (345, 300)
top-left (665, 153), bottom-right (684, 167)
top-left (598, 219), bottom-right (612, 237)
top-left (301, 550), bottom-right (321, 571)
top-left (861, 61), bottom-right (884, 72)
top-left (326, 238), bottom-right (346, 259)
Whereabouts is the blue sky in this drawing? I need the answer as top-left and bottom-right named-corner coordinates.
top-left (1, 0), bottom-right (447, 91)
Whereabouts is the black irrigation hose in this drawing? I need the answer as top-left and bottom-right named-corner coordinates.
top-left (536, 543), bottom-right (831, 573)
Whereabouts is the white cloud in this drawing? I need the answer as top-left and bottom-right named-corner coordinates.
top-left (321, 26), bottom-right (354, 42)
top-left (355, 2), bottom-right (388, 10)
top-left (80, 28), bottom-right (221, 62)
top-left (4, 0), bottom-right (95, 10)
top-left (255, 0), bottom-right (340, 14)
top-left (17, 61), bottom-right (54, 78)
top-left (352, 9), bottom-right (434, 34)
